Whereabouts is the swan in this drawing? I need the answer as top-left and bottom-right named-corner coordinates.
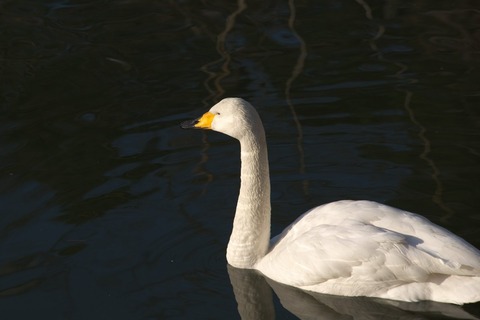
top-left (181, 97), bottom-right (480, 305)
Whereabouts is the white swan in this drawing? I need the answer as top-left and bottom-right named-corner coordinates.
top-left (181, 97), bottom-right (480, 305)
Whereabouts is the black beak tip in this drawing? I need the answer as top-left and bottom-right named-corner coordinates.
top-left (181, 119), bottom-right (198, 129)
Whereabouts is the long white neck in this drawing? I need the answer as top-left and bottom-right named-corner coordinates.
top-left (226, 128), bottom-right (271, 269)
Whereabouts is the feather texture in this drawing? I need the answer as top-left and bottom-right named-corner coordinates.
top-left (257, 200), bottom-right (480, 303)
top-left (183, 98), bottom-right (480, 305)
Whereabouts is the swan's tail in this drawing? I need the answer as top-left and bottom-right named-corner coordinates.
top-left (383, 275), bottom-right (480, 305)
top-left (430, 275), bottom-right (480, 305)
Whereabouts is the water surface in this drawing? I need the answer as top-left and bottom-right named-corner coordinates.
top-left (1, 0), bottom-right (479, 319)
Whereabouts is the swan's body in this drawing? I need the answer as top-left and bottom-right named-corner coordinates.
top-left (181, 98), bottom-right (480, 305)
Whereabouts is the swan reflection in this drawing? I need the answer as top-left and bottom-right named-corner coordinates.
top-left (228, 265), bottom-right (480, 320)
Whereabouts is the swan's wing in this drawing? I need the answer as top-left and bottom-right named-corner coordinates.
top-left (351, 201), bottom-right (480, 270)
top-left (260, 221), bottom-right (427, 287)
top-left (257, 200), bottom-right (480, 288)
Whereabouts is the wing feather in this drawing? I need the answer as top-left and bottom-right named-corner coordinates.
top-left (257, 200), bottom-right (480, 290)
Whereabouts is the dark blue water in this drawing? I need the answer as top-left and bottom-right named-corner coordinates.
top-left (1, 0), bottom-right (479, 319)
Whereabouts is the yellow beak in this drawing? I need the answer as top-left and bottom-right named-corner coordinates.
top-left (181, 112), bottom-right (215, 129)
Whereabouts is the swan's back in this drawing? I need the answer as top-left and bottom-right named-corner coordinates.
top-left (256, 200), bottom-right (480, 304)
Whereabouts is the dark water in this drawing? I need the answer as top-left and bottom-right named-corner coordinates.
top-left (1, 0), bottom-right (479, 319)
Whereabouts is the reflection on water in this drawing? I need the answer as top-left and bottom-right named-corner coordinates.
top-left (0, 0), bottom-right (479, 318)
top-left (229, 266), bottom-right (480, 320)
top-left (228, 265), bottom-right (275, 320)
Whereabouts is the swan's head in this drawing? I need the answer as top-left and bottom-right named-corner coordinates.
top-left (181, 98), bottom-right (264, 141)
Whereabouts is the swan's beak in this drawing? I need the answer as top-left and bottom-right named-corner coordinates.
top-left (181, 112), bottom-right (215, 130)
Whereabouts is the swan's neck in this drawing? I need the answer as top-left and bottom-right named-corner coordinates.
top-left (226, 131), bottom-right (271, 269)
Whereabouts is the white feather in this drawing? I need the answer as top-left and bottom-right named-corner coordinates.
top-left (187, 98), bottom-right (480, 305)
